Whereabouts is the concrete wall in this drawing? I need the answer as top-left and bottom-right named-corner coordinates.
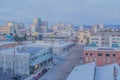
top-left (0, 53), bottom-right (30, 75)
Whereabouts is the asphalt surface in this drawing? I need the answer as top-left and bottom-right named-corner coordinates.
top-left (39, 45), bottom-right (84, 80)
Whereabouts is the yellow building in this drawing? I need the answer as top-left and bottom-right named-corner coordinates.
top-left (78, 30), bottom-right (90, 45)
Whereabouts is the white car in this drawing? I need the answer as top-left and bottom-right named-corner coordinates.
top-left (48, 64), bottom-right (54, 69)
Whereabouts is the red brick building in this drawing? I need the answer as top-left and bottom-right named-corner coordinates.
top-left (83, 47), bottom-right (120, 66)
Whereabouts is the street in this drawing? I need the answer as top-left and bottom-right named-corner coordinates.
top-left (39, 45), bottom-right (84, 80)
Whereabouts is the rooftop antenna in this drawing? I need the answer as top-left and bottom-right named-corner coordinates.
top-left (114, 66), bottom-right (117, 80)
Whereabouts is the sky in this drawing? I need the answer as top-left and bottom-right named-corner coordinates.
top-left (0, 0), bottom-right (120, 27)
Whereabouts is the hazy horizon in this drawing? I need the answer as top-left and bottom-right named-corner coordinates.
top-left (0, 0), bottom-right (120, 27)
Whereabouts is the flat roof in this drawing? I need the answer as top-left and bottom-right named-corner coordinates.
top-left (0, 48), bottom-right (29, 55)
top-left (0, 41), bottom-right (15, 46)
top-left (23, 41), bottom-right (74, 48)
top-left (18, 47), bottom-right (45, 54)
top-left (84, 47), bottom-right (120, 51)
top-left (67, 62), bottom-right (96, 80)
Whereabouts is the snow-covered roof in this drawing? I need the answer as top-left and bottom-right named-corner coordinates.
top-left (67, 62), bottom-right (96, 80)
top-left (23, 41), bottom-right (74, 48)
top-left (67, 62), bottom-right (120, 80)
top-left (95, 63), bottom-right (120, 80)
top-left (84, 46), bottom-right (120, 51)
top-left (0, 41), bottom-right (15, 46)
top-left (0, 48), bottom-right (29, 55)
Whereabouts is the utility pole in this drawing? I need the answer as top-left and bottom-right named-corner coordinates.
top-left (59, 39), bottom-right (61, 55)
top-left (13, 46), bottom-right (15, 78)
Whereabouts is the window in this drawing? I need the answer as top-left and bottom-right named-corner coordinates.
top-left (103, 58), bottom-right (105, 62)
top-left (98, 53), bottom-right (102, 56)
top-left (86, 53), bottom-right (88, 56)
top-left (86, 58), bottom-right (88, 62)
top-left (95, 58), bottom-right (97, 62)
top-left (112, 59), bottom-right (115, 63)
top-left (113, 54), bottom-right (116, 57)
top-left (108, 58), bottom-right (110, 63)
top-left (102, 38), bottom-right (105, 40)
top-left (112, 35), bottom-right (115, 36)
top-left (81, 40), bottom-right (83, 43)
top-left (90, 58), bottom-right (92, 62)
top-left (90, 53), bottom-right (92, 56)
top-left (106, 54), bottom-right (110, 57)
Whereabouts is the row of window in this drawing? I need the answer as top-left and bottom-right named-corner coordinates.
top-left (112, 35), bottom-right (120, 36)
top-left (85, 58), bottom-right (116, 63)
top-left (85, 53), bottom-right (116, 57)
top-left (112, 38), bottom-right (120, 40)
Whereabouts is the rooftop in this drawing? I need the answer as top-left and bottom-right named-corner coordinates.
top-left (23, 41), bottom-right (74, 48)
top-left (0, 41), bottom-right (15, 46)
top-left (18, 47), bottom-right (44, 54)
top-left (67, 62), bottom-right (96, 80)
top-left (84, 46), bottom-right (120, 51)
top-left (67, 62), bottom-right (120, 80)
top-left (95, 63), bottom-right (120, 80)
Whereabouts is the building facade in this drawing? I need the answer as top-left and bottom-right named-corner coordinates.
top-left (89, 36), bottom-right (101, 47)
top-left (78, 30), bottom-right (90, 45)
top-left (0, 46), bottom-right (53, 75)
top-left (83, 47), bottom-right (120, 66)
top-left (90, 31), bottom-right (120, 47)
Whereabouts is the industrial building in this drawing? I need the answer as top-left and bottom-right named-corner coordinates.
top-left (67, 62), bottom-right (120, 80)
top-left (24, 41), bottom-right (75, 56)
top-left (0, 46), bottom-right (53, 75)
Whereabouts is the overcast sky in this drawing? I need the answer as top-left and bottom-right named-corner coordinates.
top-left (0, 0), bottom-right (120, 27)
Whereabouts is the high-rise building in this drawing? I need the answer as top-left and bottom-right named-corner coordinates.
top-left (41, 21), bottom-right (48, 26)
top-left (34, 18), bottom-right (41, 26)
top-left (0, 22), bottom-right (25, 35)
top-left (30, 18), bottom-right (48, 33)
top-left (40, 21), bottom-right (48, 33)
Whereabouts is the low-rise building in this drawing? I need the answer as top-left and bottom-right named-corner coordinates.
top-left (0, 46), bottom-right (53, 75)
top-left (83, 47), bottom-right (120, 66)
top-left (67, 62), bottom-right (120, 80)
top-left (24, 41), bottom-right (75, 56)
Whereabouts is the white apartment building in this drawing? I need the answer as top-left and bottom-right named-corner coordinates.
top-left (90, 35), bottom-right (120, 47)
top-left (90, 27), bottom-right (120, 47)
top-left (110, 36), bottom-right (120, 47)
top-left (89, 36), bottom-right (101, 47)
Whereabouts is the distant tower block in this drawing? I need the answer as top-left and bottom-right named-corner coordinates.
top-left (80, 26), bottom-right (83, 31)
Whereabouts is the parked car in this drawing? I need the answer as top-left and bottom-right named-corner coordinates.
top-left (11, 75), bottom-right (21, 80)
top-left (32, 76), bottom-right (37, 80)
top-left (32, 76), bottom-right (39, 80)
top-left (37, 72), bottom-right (43, 78)
top-left (42, 68), bottom-right (48, 74)
top-left (48, 64), bottom-right (54, 69)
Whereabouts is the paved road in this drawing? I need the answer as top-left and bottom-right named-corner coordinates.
top-left (39, 45), bottom-right (84, 80)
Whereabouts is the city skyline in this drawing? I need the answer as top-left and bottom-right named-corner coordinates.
top-left (0, 0), bottom-right (120, 26)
